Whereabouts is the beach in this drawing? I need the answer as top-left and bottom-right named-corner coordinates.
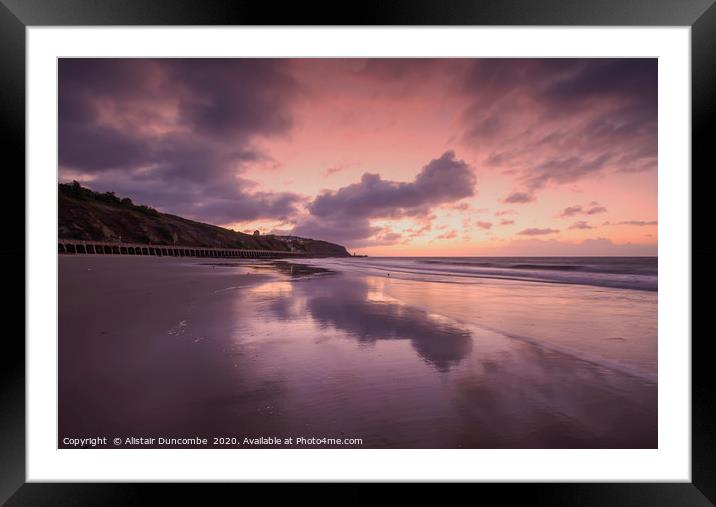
top-left (59, 255), bottom-right (657, 449)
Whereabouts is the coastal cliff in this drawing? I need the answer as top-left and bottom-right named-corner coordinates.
top-left (58, 182), bottom-right (351, 257)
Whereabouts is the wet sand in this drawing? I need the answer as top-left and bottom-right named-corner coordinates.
top-left (59, 256), bottom-right (656, 448)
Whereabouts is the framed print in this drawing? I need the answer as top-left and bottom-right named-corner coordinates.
top-left (3, 0), bottom-right (714, 504)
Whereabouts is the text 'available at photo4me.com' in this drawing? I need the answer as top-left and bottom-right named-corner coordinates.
top-left (61, 435), bottom-right (365, 448)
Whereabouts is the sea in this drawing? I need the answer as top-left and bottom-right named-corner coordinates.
top-left (294, 256), bottom-right (658, 292)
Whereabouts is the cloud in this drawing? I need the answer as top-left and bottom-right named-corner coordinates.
top-left (381, 232), bottom-right (403, 242)
top-left (184, 191), bottom-right (305, 225)
top-left (495, 209), bottom-right (517, 216)
top-left (405, 223), bottom-right (433, 238)
top-left (559, 203), bottom-right (608, 217)
top-left (560, 205), bottom-right (584, 217)
top-left (436, 230), bottom-right (458, 240)
top-left (324, 166), bottom-right (344, 176)
top-left (518, 228), bottom-right (560, 236)
top-left (476, 221), bottom-right (493, 230)
top-left (293, 151), bottom-right (476, 246)
top-left (503, 191), bottom-right (535, 204)
top-left (308, 151), bottom-right (475, 219)
top-left (499, 219), bottom-right (515, 226)
top-left (622, 220), bottom-right (657, 226)
top-left (604, 220), bottom-right (658, 226)
top-left (58, 58), bottom-right (303, 225)
top-left (587, 205), bottom-right (608, 215)
top-left (59, 123), bottom-right (152, 172)
top-left (165, 59), bottom-right (298, 140)
top-left (451, 202), bottom-right (470, 211)
top-left (290, 217), bottom-right (382, 245)
top-left (341, 229), bottom-right (407, 248)
top-left (460, 59), bottom-right (657, 199)
top-left (569, 221), bottom-right (594, 230)
top-left (490, 237), bottom-right (656, 256)
top-left (465, 114), bottom-right (502, 139)
top-left (524, 154), bottom-right (612, 190)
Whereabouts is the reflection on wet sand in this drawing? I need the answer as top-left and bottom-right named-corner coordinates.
top-left (301, 277), bottom-right (473, 371)
top-left (452, 344), bottom-right (656, 448)
top-left (239, 267), bottom-right (656, 448)
top-left (59, 257), bottom-right (657, 448)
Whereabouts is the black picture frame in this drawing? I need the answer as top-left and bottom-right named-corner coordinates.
top-left (1, 0), bottom-right (713, 504)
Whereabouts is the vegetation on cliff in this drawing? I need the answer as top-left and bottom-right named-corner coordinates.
top-left (59, 182), bottom-right (350, 257)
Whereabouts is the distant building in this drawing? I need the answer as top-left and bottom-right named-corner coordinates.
top-left (253, 230), bottom-right (260, 236)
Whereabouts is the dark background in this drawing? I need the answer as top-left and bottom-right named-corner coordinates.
top-left (1, 0), bottom-right (713, 504)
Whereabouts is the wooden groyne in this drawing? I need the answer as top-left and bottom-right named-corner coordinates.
top-left (58, 239), bottom-right (304, 259)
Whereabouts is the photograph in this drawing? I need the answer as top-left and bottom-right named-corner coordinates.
top-left (57, 57), bottom-right (658, 450)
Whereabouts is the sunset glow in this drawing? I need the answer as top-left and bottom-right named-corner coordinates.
top-left (59, 58), bottom-right (657, 256)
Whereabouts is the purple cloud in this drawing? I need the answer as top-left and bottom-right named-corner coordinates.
top-left (504, 191), bottom-right (535, 204)
top-left (461, 59), bottom-right (657, 198)
top-left (604, 220), bottom-right (658, 226)
top-left (525, 154), bottom-right (612, 191)
top-left (58, 58), bottom-right (302, 225)
top-left (560, 205), bottom-right (584, 217)
top-left (436, 230), bottom-right (458, 240)
top-left (569, 221), bottom-right (594, 230)
top-left (325, 166), bottom-right (344, 176)
top-left (293, 151), bottom-right (476, 246)
top-left (560, 203), bottom-right (608, 217)
top-left (291, 218), bottom-right (383, 245)
top-left (518, 228), bottom-right (560, 236)
top-left (308, 151), bottom-right (475, 219)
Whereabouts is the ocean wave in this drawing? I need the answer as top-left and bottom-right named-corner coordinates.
top-left (294, 257), bottom-right (658, 292)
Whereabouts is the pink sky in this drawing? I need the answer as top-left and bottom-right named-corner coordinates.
top-left (59, 58), bottom-right (657, 256)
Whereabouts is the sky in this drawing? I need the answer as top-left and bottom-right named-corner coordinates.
top-left (58, 58), bottom-right (657, 256)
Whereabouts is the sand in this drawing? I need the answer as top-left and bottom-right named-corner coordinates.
top-left (59, 255), bottom-right (657, 449)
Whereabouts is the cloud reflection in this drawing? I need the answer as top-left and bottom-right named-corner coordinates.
top-left (256, 274), bottom-right (473, 371)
